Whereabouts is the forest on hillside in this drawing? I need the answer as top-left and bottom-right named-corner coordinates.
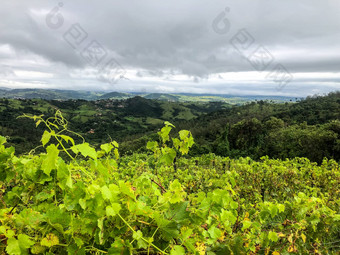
top-left (1, 92), bottom-right (339, 163)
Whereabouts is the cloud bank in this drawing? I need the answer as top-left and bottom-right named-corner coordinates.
top-left (1, 0), bottom-right (340, 96)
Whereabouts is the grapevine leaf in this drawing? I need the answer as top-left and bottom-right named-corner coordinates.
top-left (101, 185), bottom-right (113, 200)
top-left (230, 201), bottom-right (238, 210)
top-left (268, 231), bottom-right (279, 242)
top-left (179, 130), bottom-right (190, 140)
top-left (106, 203), bottom-right (121, 217)
top-left (170, 245), bottom-right (185, 255)
top-left (18, 234), bottom-right (34, 250)
top-left (101, 143), bottom-right (113, 154)
top-left (164, 121), bottom-right (175, 128)
top-left (208, 225), bottom-right (222, 241)
top-left (146, 141), bottom-right (158, 151)
top-left (168, 202), bottom-right (189, 222)
top-left (59, 135), bottom-right (75, 146)
top-left (41, 131), bottom-right (52, 146)
top-left (30, 245), bottom-right (46, 254)
top-left (160, 221), bottom-right (179, 240)
top-left (242, 220), bottom-right (252, 230)
top-left (71, 143), bottom-right (97, 160)
top-left (41, 144), bottom-right (59, 176)
top-left (221, 209), bottom-right (237, 225)
top-left (158, 126), bottom-right (172, 143)
top-left (133, 230), bottom-right (143, 240)
top-left (277, 204), bottom-right (285, 213)
top-left (6, 238), bottom-right (21, 255)
top-left (40, 233), bottom-right (59, 247)
top-left (0, 135), bottom-right (6, 145)
top-left (160, 147), bottom-right (176, 166)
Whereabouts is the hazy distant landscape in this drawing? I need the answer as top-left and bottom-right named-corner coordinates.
top-left (0, 87), bottom-right (299, 103)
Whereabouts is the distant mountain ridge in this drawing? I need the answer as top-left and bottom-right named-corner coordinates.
top-left (0, 87), bottom-right (300, 104)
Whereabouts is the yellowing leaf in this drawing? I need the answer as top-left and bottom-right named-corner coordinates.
top-left (272, 251), bottom-right (280, 255)
top-left (301, 233), bottom-right (306, 243)
top-left (40, 233), bottom-right (59, 247)
top-left (288, 245), bottom-right (297, 252)
top-left (288, 234), bottom-right (293, 243)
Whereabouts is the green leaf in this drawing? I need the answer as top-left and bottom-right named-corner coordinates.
top-left (170, 245), bottom-right (185, 255)
top-left (0, 135), bottom-right (6, 145)
top-left (164, 121), bottom-right (175, 128)
top-left (101, 185), bottom-right (113, 200)
top-left (6, 238), bottom-right (21, 255)
top-left (133, 230), bottom-right (143, 240)
top-left (160, 147), bottom-right (176, 166)
top-left (35, 120), bottom-right (42, 127)
top-left (146, 141), bottom-right (158, 151)
top-left (79, 198), bottom-right (86, 209)
top-left (208, 226), bottom-right (222, 241)
top-left (30, 244), bottom-right (46, 254)
top-left (71, 143), bottom-right (97, 160)
top-left (268, 231), bottom-right (279, 242)
top-left (41, 144), bottom-right (59, 176)
top-left (41, 131), bottom-right (52, 146)
top-left (101, 143), bottom-right (113, 154)
top-left (181, 228), bottom-right (193, 241)
top-left (242, 220), bottom-right (252, 230)
top-left (269, 204), bottom-right (279, 218)
top-left (106, 203), bottom-right (121, 217)
top-left (277, 204), bottom-right (285, 213)
top-left (112, 141), bottom-right (119, 148)
top-left (158, 126), bottom-right (172, 143)
top-left (57, 158), bottom-right (72, 189)
top-left (230, 201), bottom-right (238, 210)
top-left (59, 135), bottom-right (75, 146)
top-left (178, 130), bottom-right (190, 140)
top-left (164, 179), bottom-right (186, 204)
top-left (18, 234), bottom-right (34, 250)
top-left (168, 202), bottom-right (189, 222)
top-left (160, 221), bottom-right (179, 240)
top-left (221, 209), bottom-right (237, 225)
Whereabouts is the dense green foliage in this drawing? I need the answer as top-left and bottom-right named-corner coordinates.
top-left (0, 113), bottom-right (339, 254)
top-left (181, 92), bottom-right (340, 163)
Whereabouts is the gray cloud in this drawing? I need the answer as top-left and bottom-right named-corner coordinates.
top-left (0, 0), bottom-right (340, 96)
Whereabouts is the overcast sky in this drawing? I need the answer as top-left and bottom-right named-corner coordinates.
top-left (1, 0), bottom-right (340, 96)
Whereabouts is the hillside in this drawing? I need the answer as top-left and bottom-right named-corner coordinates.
top-left (0, 87), bottom-right (298, 104)
top-left (0, 88), bottom-right (102, 100)
top-left (0, 97), bottom-right (229, 154)
top-left (0, 92), bottom-right (339, 162)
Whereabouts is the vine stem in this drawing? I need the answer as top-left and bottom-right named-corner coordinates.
top-left (117, 214), bottom-right (168, 255)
